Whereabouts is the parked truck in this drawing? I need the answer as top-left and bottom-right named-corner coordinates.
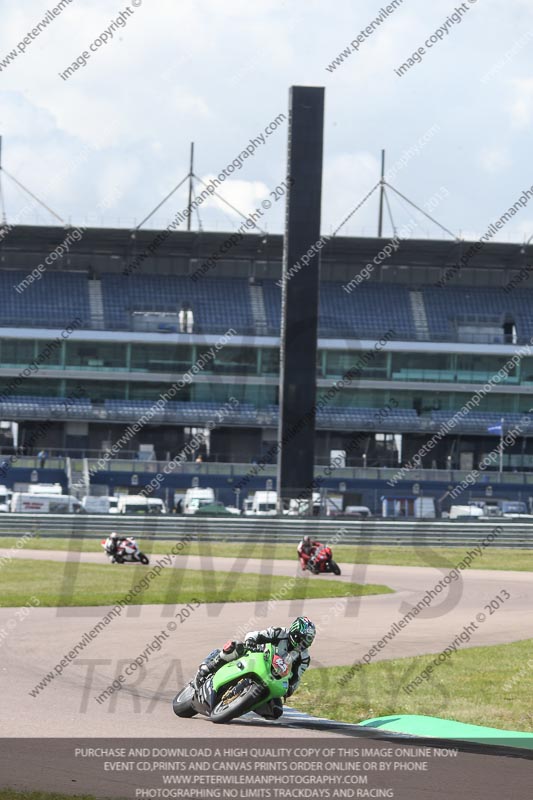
top-left (11, 493), bottom-right (84, 513)
top-left (117, 495), bottom-right (166, 515)
top-left (81, 496), bottom-right (119, 514)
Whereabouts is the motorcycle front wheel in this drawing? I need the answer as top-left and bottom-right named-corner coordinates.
top-left (330, 560), bottom-right (341, 575)
top-left (210, 679), bottom-right (267, 724)
top-left (172, 684), bottom-right (197, 717)
top-left (139, 552), bottom-right (150, 565)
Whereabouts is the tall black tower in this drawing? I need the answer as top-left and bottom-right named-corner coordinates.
top-left (276, 85), bottom-right (325, 509)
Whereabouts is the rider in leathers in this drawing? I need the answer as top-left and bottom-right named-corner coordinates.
top-left (297, 535), bottom-right (322, 571)
top-left (195, 617), bottom-right (316, 720)
top-left (104, 531), bottom-right (129, 561)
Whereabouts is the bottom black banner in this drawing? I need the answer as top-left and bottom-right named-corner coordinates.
top-left (0, 738), bottom-right (531, 800)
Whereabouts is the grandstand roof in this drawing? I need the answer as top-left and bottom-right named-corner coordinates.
top-left (0, 224), bottom-right (529, 280)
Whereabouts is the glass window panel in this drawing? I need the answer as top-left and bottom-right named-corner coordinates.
top-left (193, 383), bottom-right (276, 406)
top-left (391, 352), bottom-right (450, 380)
top-left (131, 344), bottom-right (192, 373)
top-left (325, 350), bottom-right (388, 379)
top-left (1, 339), bottom-right (38, 366)
top-left (261, 349), bottom-right (280, 376)
top-left (65, 380), bottom-right (126, 400)
top-left (2, 378), bottom-right (63, 397)
top-left (520, 358), bottom-right (533, 383)
top-left (65, 342), bottom-right (127, 369)
top-left (34, 339), bottom-right (62, 367)
top-left (456, 354), bottom-right (517, 382)
top-left (212, 347), bottom-right (257, 375)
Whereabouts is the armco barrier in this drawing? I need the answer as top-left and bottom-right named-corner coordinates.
top-left (0, 515), bottom-right (532, 548)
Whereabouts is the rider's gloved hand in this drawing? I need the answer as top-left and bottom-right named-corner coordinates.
top-left (244, 636), bottom-right (257, 650)
top-left (221, 640), bottom-right (244, 656)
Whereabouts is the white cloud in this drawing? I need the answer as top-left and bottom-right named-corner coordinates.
top-left (478, 147), bottom-right (512, 173)
top-left (199, 177), bottom-right (269, 217)
top-left (508, 78), bottom-right (533, 128)
top-left (322, 152), bottom-right (380, 235)
top-left (0, 0), bottom-right (531, 241)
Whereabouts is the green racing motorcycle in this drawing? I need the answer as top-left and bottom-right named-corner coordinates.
top-left (172, 643), bottom-right (292, 724)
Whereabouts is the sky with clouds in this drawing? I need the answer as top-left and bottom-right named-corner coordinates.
top-left (0, 0), bottom-right (532, 243)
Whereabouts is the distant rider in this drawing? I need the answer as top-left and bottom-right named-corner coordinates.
top-left (297, 535), bottom-right (322, 571)
top-left (104, 531), bottom-right (129, 561)
top-left (195, 616), bottom-right (317, 720)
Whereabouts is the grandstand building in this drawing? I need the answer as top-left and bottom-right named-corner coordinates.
top-left (1, 223), bottom-right (533, 513)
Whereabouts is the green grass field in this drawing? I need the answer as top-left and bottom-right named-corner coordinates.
top-left (293, 637), bottom-right (533, 733)
top-left (2, 536), bottom-right (532, 734)
top-left (1, 535), bottom-right (532, 739)
top-left (0, 558), bottom-right (391, 607)
top-left (0, 793), bottom-right (98, 800)
top-left (2, 534), bottom-right (533, 572)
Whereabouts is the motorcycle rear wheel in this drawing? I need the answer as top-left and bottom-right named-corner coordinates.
top-left (172, 684), bottom-right (197, 717)
top-left (211, 679), bottom-right (266, 724)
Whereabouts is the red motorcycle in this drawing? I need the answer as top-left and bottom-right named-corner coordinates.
top-left (306, 545), bottom-right (341, 575)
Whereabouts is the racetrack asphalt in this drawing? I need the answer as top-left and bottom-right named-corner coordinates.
top-left (2, 549), bottom-right (533, 739)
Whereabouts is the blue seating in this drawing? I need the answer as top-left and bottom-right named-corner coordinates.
top-left (103, 399), bottom-right (259, 425)
top-left (1, 269), bottom-right (531, 343)
top-left (263, 280), bottom-right (415, 339)
top-left (0, 394), bottom-right (91, 419)
top-left (3, 394), bottom-right (527, 435)
top-left (100, 274), bottom-right (254, 333)
top-left (430, 409), bottom-right (533, 432)
top-left (0, 271), bottom-right (89, 328)
top-left (319, 283), bottom-right (414, 339)
top-left (422, 287), bottom-right (533, 342)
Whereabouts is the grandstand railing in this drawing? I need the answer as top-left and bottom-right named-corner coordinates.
top-left (5, 456), bottom-right (533, 485)
top-left (3, 405), bottom-right (533, 436)
top-left (0, 315), bottom-right (528, 345)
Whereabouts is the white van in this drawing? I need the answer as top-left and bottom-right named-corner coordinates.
top-left (11, 493), bottom-right (84, 513)
top-left (343, 505), bottom-right (373, 519)
top-left (242, 496), bottom-right (254, 515)
top-left (448, 504), bottom-right (483, 520)
top-left (248, 490), bottom-right (277, 516)
top-left (183, 487), bottom-right (215, 515)
top-left (414, 497), bottom-right (436, 518)
top-left (286, 492), bottom-right (343, 517)
top-left (0, 485), bottom-right (12, 512)
top-left (147, 498), bottom-right (166, 514)
top-left (82, 496), bottom-right (119, 514)
top-left (288, 493), bottom-right (320, 516)
top-left (28, 483), bottom-right (63, 495)
top-left (118, 495), bottom-right (166, 515)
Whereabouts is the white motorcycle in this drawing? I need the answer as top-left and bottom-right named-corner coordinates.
top-left (101, 536), bottom-right (150, 565)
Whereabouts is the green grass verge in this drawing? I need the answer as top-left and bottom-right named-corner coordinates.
top-left (3, 534), bottom-right (533, 572)
top-left (292, 638), bottom-right (533, 733)
top-left (0, 792), bottom-right (99, 800)
top-left (0, 559), bottom-right (391, 607)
